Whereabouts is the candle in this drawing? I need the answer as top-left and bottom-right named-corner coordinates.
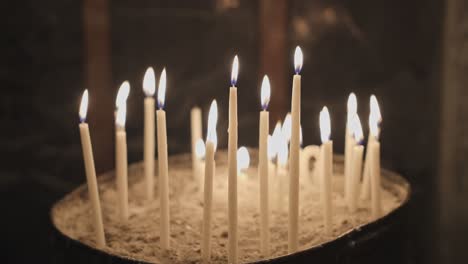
top-left (228, 55), bottom-right (239, 264)
top-left (270, 122), bottom-right (282, 212)
top-left (115, 103), bottom-right (129, 221)
top-left (267, 134), bottom-right (276, 208)
top-left (258, 75), bottom-right (271, 256)
top-left (202, 100), bottom-right (218, 263)
top-left (78, 90), bottom-right (106, 248)
top-left (143, 67), bottom-right (156, 201)
top-left (345, 93), bottom-right (357, 208)
top-left (276, 130), bottom-right (289, 212)
top-left (282, 113), bottom-right (292, 143)
top-left (369, 99), bottom-right (382, 218)
top-left (157, 68), bottom-right (170, 250)
top-left (349, 114), bottom-right (364, 213)
top-left (319, 107), bottom-right (333, 235)
top-left (115, 81), bottom-right (130, 127)
top-left (191, 107), bottom-right (203, 179)
top-left (361, 96), bottom-right (382, 200)
top-left (301, 145), bottom-right (320, 184)
top-left (195, 138), bottom-right (206, 195)
top-left (288, 46), bottom-right (302, 253)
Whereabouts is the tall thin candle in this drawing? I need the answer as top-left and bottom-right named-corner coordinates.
top-left (78, 90), bottom-right (106, 248)
top-left (191, 107), bottom-right (202, 179)
top-left (319, 107), bottom-right (333, 236)
top-left (228, 56), bottom-right (239, 263)
top-left (345, 93), bottom-right (357, 208)
top-left (115, 103), bottom-right (128, 221)
top-left (361, 96), bottom-right (381, 200)
top-left (143, 67), bottom-right (156, 201)
top-left (258, 75), bottom-right (271, 256)
top-left (369, 100), bottom-right (382, 218)
top-left (202, 100), bottom-right (218, 263)
top-left (288, 46), bottom-right (302, 253)
top-left (349, 114), bottom-right (364, 213)
top-left (157, 68), bottom-right (170, 250)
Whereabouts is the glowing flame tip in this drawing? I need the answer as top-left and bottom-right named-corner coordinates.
top-left (319, 106), bottom-right (331, 143)
top-left (79, 89), bottom-right (89, 122)
top-left (116, 81), bottom-right (130, 108)
top-left (231, 55), bottom-right (239, 86)
top-left (143, 67), bottom-right (156, 96)
top-left (237, 146), bottom-right (250, 171)
top-left (157, 68), bottom-right (167, 109)
top-left (260, 75), bottom-right (271, 110)
top-left (294, 46), bottom-right (303, 73)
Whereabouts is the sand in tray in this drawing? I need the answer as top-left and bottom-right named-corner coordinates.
top-left (52, 149), bottom-right (408, 264)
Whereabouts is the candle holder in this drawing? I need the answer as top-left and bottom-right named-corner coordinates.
top-left (50, 152), bottom-right (410, 264)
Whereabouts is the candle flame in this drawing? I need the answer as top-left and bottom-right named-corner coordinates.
top-left (267, 135), bottom-right (276, 160)
top-left (270, 121), bottom-right (282, 159)
top-left (79, 89), bottom-right (89, 122)
top-left (350, 114), bottom-right (363, 143)
top-left (143, 67), bottom-right (156, 97)
top-left (277, 133), bottom-right (289, 166)
top-left (294, 46), bottom-right (303, 74)
top-left (195, 138), bottom-right (206, 159)
top-left (231, 55), bottom-right (239, 86)
top-left (157, 68), bottom-right (167, 109)
top-left (282, 113), bottom-right (292, 142)
top-left (260, 75), bottom-right (271, 110)
top-left (369, 95), bottom-right (381, 139)
top-left (207, 99), bottom-right (218, 150)
top-left (300, 125), bottom-right (303, 146)
top-left (237, 146), bottom-right (250, 172)
top-left (116, 103), bottom-right (127, 128)
top-left (347, 92), bottom-right (357, 124)
top-left (319, 106), bottom-right (331, 143)
top-left (370, 95), bottom-right (381, 122)
top-left (116, 81), bottom-right (130, 109)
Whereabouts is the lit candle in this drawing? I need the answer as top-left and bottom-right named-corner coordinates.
top-left (345, 93), bottom-right (357, 208)
top-left (271, 122), bottom-right (283, 212)
top-left (369, 100), bottom-right (382, 218)
top-left (276, 130), bottom-right (289, 212)
top-left (195, 138), bottom-right (206, 195)
top-left (258, 75), bottom-right (271, 257)
top-left (191, 107), bottom-right (203, 179)
top-left (349, 114), bottom-right (364, 213)
top-left (361, 96), bottom-right (381, 200)
top-left (319, 107), bottom-right (333, 236)
top-left (202, 100), bottom-right (218, 263)
top-left (282, 113), bottom-right (292, 143)
top-left (157, 68), bottom-right (170, 250)
top-left (115, 81), bottom-right (130, 127)
top-left (228, 55), bottom-right (239, 263)
top-left (288, 46), bottom-right (302, 253)
top-left (78, 90), bottom-right (106, 248)
top-left (237, 146), bottom-right (250, 178)
top-left (115, 101), bottom-right (128, 222)
top-left (143, 67), bottom-right (156, 201)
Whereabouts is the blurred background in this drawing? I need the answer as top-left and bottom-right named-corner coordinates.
top-left (1, 0), bottom-right (466, 263)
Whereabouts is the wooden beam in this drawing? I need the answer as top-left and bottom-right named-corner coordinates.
top-left (83, 0), bottom-right (113, 173)
top-left (259, 0), bottom-right (289, 124)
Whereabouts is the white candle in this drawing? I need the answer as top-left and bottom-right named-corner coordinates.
top-left (143, 67), bottom-right (156, 201)
top-left (369, 100), bottom-right (382, 218)
top-left (345, 93), bottom-right (357, 208)
top-left (195, 138), bottom-right (206, 195)
top-left (301, 145), bottom-right (320, 184)
top-left (258, 75), bottom-right (271, 256)
top-left (319, 107), bottom-right (333, 236)
top-left (361, 95), bottom-right (381, 200)
top-left (191, 107), bottom-right (203, 179)
top-left (270, 122), bottom-right (282, 212)
top-left (157, 68), bottom-right (170, 250)
top-left (288, 46), bottom-right (302, 253)
top-left (228, 56), bottom-right (239, 263)
top-left (276, 134), bottom-right (289, 212)
top-left (349, 114), bottom-right (364, 213)
top-left (202, 100), bottom-right (218, 263)
top-left (115, 104), bottom-right (129, 221)
top-left (78, 90), bottom-right (106, 248)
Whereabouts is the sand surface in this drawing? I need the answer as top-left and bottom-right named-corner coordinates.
top-left (52, 150), bottom-right (408, 264)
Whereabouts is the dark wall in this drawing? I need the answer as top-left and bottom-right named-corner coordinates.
top-left (0, 0), bottom-right (444, 263)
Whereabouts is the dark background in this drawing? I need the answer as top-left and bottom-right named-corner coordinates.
top-left (2, 0), bottom-right (465, 263)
